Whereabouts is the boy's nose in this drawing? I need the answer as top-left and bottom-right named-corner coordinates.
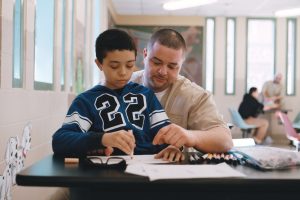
top-left (119, 67), bottom-right (127, 76)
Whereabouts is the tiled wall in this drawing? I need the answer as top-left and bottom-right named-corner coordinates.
top-left (1, 0), bottom-right (83, 199)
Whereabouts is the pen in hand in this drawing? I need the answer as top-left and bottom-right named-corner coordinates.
top-left (128, 130), bottom-right (135, 159)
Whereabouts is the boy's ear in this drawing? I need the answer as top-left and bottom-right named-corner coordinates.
top-left (95, 59), bottom-right (103, 71)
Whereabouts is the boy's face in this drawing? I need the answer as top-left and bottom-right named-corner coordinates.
top-left (96, 50), bottom-right (136, 89)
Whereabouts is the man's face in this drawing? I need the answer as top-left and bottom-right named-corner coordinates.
top-left (143, 42), bottom-right (185, 92)
top-left (95, 50), bottom-right (136, 89)
top-left (274, 74), bottom-right (282, 84)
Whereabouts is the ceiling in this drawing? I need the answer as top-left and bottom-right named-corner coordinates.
top-left (110, 0), bottom-right (300, 17)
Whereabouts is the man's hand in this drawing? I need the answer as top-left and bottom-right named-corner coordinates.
top-left (155, 145), bottom-right (185, 162)
top-left (102, 130), bottom-right (135, 155)
top-left (153, 124), bottom-right (195, 148)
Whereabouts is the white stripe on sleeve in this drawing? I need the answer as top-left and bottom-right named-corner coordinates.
top-left (63, 112), bottom-right (92, 133)
top-left (150, 110), bottom-right (169, 128)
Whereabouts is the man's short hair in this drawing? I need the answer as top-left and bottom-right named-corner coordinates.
top-left (147, 28), bottom-right (187, 55)
top-left (95, 29), bottom-right (137, 63)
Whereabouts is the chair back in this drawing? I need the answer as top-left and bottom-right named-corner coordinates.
top-left (293, 112), bottom-right (300, 129)
top-left (277, 112), bottom-right (299, 140)
top-left (228, 108), bottom-right (256, 129)
top-left (293, 112), bottom-right (300, 124)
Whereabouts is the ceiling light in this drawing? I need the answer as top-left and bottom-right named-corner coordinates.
top-left (275, 7), bottom-right (300, 17)
top-left (163, 0), bottom-right (218, 11)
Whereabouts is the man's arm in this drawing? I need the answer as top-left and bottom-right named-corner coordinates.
top-left (153, 124), bottom-right (233, 153)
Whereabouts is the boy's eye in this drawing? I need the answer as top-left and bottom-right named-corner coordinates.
top-left (110, 64), bottom-right (119, 69)
top-left (126, 61), bottom-right (135, 68)
top-left (126, 65), bottom-right (134, 68)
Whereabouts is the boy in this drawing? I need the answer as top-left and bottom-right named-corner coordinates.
top-left (52, 29), bottom-right (179, 158)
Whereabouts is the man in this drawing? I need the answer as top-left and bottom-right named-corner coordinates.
top-left (131, 28), bottom-right (233, 156)
top-left (261, 73), bottom-right (285, 109)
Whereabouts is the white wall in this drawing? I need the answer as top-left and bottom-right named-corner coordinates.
top-left (0, 0), bottom-right (109, 199)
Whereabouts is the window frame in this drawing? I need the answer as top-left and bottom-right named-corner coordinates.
top-left (205, 17), bottom-right (215, 93)
top-left (61, 0), bottom-right (66, 91)
top-left (286, 18), bottom-right (297, 96)
top-left (246, 18), bottom-right (276, 92)
top-left (34, 0), bottom-right (55, 90)
top-left (12, 0), bottom-right (24, 88)
top-left (225, 17), bottom-right (236, 95)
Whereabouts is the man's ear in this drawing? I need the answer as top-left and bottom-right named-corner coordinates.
top-left (95, 59), bottom-right (103, 71)
top-left (143, 48), bottom-right (147, 58)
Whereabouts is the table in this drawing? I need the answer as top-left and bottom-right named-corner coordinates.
top-left (16, 154), bottom-right (300, 200)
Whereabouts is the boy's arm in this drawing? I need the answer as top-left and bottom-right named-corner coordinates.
top-left (52, 98), bottom-right (105, 157)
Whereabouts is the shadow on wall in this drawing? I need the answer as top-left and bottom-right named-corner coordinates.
top-left (0, 123), bottom-right (32, 200)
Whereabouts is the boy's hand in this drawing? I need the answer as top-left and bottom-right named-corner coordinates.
top-left (155, 145), bottom-right (185, 162)
top-left (102, 130), bottom-right (135, 155)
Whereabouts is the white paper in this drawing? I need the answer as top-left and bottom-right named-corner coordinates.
top-left (125, 164), bottom-right (148, 176)
top-left (143, 163), bottom-right (246, 181)
top-left (88, 154), bottom-right (172, 165)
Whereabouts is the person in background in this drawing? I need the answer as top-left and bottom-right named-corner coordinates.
top-left (261, 73), bottom-right (285, 109)
top-left (131, 28), bottom-right (233, 157)
top-left (52, 29), bottom-right (184, 161)
top-left (238, 87), bottom-right (279, 144)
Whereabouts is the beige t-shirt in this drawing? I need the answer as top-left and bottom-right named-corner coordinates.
top-left (130, 70), bottom-right (227, 130)
top-left (262, 80), bottom-right (283, 98)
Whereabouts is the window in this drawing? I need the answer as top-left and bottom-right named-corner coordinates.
top-left (286, 19), bottom-right (296, 96)
top-left (225, 18), bottom-right (236, 95)
top-left (247, 19), bottom-right (275, 92)
top-left (70, 0), bottom-right (75, 91)
top-left (61, 0), bottom-right (66, 90)
top-left (13, 0), bottom-right (23, 88)
top-left (205, 18), bottom-right (215, 93)
top-left (92, 0), bottom-right (101, 86)
top-left (34, 0), bottom-right (55, 90)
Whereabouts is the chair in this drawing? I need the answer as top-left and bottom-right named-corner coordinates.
top-left (228, 108), bottom-right (257, 138)
top-left (277, 112), bottom-right (300, 151)
top-left (293, 112), bottom-right (300, 130)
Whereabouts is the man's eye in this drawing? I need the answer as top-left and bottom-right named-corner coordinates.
top-left (152, 60), bottom-right (162, 66)
top-left (168, 65), bottom-right (178, 69)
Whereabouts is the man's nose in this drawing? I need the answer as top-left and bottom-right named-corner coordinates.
top-left (158, 65), bottom-right (167, 75)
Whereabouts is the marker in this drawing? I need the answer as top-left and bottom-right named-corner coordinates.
top-left (214, 153), bottom-right (221, 164)
top-left (189, 154), bottom-right (196, 164)
top-left (207, 153), bottom-right (213, 164)
top-left (128, 130), bottom-right (134, 159)
top-left (224, 154), bottom-right (232, 164)
top-left (193, 153), bottom-right (203, 164)
top-left (220, 153), bottom-right (225, 162)
top-left (130, 150), bottom-right (134, 159)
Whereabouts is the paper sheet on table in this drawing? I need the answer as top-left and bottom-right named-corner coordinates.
top-left (126, 163), bottom-right (246, 181)
top-left (88, 154), bottom-right (172, 165)
top-left (126, 163), bottom-right (149, 176)
top-left (144, 163), bottom-right (246, 181)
